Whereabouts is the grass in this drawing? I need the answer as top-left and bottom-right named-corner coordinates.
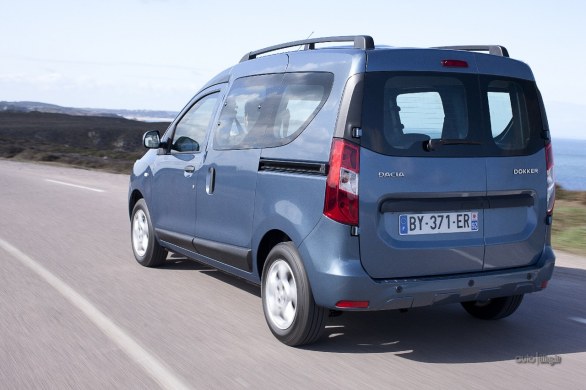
top-left (552, 190), bottom-right (586, 256)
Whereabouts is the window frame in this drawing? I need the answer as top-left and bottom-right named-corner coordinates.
top-left (161, 88), bottom-right (223, 155)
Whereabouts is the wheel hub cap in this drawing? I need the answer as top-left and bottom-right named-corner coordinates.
top-left (132, 209), bottom-right (149, 257)
top-left (265, 259), bottom-right (297, 330)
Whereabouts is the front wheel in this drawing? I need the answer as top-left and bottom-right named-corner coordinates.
top-left (461, 294), bottom-right (524, 320)
top-left (261, 242), bottom-right (327, 346)
top-left (131, 199), bottom-right (167, 267)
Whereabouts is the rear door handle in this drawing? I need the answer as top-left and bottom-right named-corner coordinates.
top-left (206, 167), bottom-right (216, 194)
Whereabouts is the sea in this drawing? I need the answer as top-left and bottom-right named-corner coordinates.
top-left (554, 138), bottom-right (586, 191)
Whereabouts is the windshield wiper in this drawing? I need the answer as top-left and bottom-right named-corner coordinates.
top-left (425, 138), bottom-right (481, 152)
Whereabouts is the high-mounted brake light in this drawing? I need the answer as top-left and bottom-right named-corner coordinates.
top-left (546, 142), bottom-right (555, 215)
top-left (441, 59), bottom-right (468, 68)
top-left (324, 139), bottom-right (360, 225)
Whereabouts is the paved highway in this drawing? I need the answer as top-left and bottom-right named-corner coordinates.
top-left (1, 160), bottom-right (585, 389)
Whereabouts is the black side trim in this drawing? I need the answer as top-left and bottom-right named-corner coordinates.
top-left (382, 197), bottom-right (485, 213)
top-left (156, 229), bottom-right (252, 272)
top-left (192, 237), bottom-right (252, 272)
top-left (488, 194), bottom-right (534, 209)
top-left (381, 193), bottom-right (534, 213)
top-left (258, 158), bottom-right (328, 176)
top-left (156, 229), bottom-right (194, 249)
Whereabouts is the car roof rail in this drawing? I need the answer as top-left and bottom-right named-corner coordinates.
top-left (240, 35), bottom-right (375, 62)
top-left (433, 45), bottom-right (510, 57)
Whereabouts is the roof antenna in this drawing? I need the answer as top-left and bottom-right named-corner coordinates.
top-left (296, 31), bottom-right (314, 51)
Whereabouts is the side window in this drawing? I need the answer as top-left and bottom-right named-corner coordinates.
top-left (214, 72), bottom-right (333, 150)
top-left (277, 82), bottom-right (325, 139)
top-left (214, 74), bottom-right (281, 150)
top-left (488, 80), bottom-right (530, 150)
top-left (171, 93), bottom-right (219, 153)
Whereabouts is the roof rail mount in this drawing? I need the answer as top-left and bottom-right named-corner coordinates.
top-left (240, 35), bottom-right (375, 62)
top-left (433, 45), bottom-right (510, 58)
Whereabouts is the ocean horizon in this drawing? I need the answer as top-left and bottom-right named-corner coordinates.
top-left (553, 137), bottom-right (586, 191)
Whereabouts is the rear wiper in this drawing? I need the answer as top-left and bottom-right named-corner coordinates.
top-left (425, 138), bottom-right (481, 152)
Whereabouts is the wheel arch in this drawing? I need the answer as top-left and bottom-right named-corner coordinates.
top-left (256, 229), bottom-right (292, 278)
top-left (128, 189), bottom-right (144, 218)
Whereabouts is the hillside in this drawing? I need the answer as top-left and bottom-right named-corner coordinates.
top-left (0, 110), bottom-right (170, 173)
top-left (0, 101), bottom-right (178, 122)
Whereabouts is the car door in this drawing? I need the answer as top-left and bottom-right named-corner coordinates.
top-left (193, 74), bottom-right (286, 272)
top-left (358, 71), bottom-right (486, 279)
top-left (482, 77), bottom-right (548, 270)
top-left (150, 88), bottom-right (222, 248)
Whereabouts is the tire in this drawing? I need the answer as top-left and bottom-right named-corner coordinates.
top-left (461, 294), bottom-right (524, 320)
top-left (130, 199), bottom-right (167, 267)
top-left (261, 242), bottom-right (327, 346)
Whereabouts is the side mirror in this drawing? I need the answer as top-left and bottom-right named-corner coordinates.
top-left (143, 130), bottom-right (161, 149)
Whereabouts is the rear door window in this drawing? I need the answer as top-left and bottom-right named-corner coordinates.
top-left (395, 91), bottom-right (444, 140)
top-left (361, 72), bottom-right (543, 157)
top-left (488, 80), bottom-right (531, 151)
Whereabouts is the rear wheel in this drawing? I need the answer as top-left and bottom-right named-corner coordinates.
top-left (461, 294), bottom-right (524, 320)
top-left (261, 242), bottom-right (327, 346)
top-left (131, 199), bottom-right (167, 267)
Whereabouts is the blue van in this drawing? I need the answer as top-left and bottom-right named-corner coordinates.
top-left (128, 36), bottom-right (556, 346)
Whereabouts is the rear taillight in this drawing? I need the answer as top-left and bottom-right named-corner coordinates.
top-left (546, 142), bottom-right (555, 215)
top-left (324, 139), bottom-right (360, 225)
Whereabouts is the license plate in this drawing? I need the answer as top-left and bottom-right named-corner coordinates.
top-left (399, 211), bottom-right (479, 235)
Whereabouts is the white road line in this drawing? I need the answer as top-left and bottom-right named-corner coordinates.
top-left (45, 179), bottom-right (105, 193)
top-left (570, 317), bottom-right (586, 325)
top-left (0, 238), bottom-right (191, 390)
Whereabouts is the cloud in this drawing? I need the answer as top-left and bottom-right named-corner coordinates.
top-left (0, 71), bottom-right (63, 86)
top-left (0, 66), bottom-right (201, 110)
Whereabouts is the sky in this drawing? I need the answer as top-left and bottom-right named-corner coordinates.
top-left (1, 0), bottom-right (585, 139)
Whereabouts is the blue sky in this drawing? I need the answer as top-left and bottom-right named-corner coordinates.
top-left (1, 0), bottom-right (584, 139)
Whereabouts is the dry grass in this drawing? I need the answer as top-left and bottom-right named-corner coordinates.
top-left (552, 197), bottom-right (586, 256)
top-left (556, 184), bottom-right (586, 206)
top-left (0, 111), bottom-right (169, 173)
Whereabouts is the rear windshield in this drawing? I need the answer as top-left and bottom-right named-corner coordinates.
top-left (361, 72), bottom-right (544, 157)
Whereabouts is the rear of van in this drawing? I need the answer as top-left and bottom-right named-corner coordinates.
top-left (317, 46), bottom-right (555, 315)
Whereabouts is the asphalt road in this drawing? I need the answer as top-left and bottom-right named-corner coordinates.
top-left (1, 160), bottom-right (585, 389)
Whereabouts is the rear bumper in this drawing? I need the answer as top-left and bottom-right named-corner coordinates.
top-left (299, 217), bottom-right (556, 311)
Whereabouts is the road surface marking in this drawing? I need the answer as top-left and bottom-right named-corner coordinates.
top-left (0, 238), bottom-right (190, 390)
top-left (570, 317), bottom-right (586, 325)
top-left (45, 179), bottom-right (105, 193)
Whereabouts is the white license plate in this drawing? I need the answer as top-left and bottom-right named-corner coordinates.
top-left (399, 211), bottom-right (479, 235)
